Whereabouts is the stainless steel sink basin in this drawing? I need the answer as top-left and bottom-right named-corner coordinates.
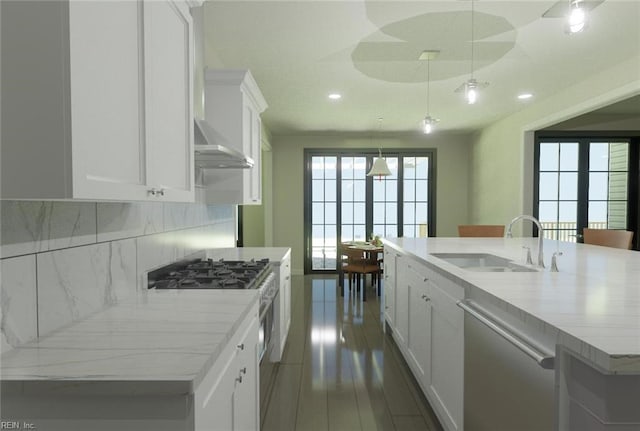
top-left (430, 253), bottom-right (537, 273)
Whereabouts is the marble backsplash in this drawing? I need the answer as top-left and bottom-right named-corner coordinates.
top-left (0, 201), bottom-right (236, 352)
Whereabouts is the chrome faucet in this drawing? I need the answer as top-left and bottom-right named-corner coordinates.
top-left (550, 251), bottom-right (562, 272)
top-left (506, 215), bottom-right (545, 268)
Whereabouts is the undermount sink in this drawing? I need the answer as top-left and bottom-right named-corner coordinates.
top-left (430, 253), bottom-right (537, 273)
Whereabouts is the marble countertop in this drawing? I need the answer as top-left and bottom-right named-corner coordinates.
top-left (382, 237), bottom-right (640, 373)
top-left (0, 247), bottom-right (292, 395)
top-left (0, 289), bottom-right (259, 395)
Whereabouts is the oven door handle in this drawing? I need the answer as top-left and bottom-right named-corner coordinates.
top-left (259, 298), bottom-right (274, 321)
top-left (457, 300), bottom-right (555, 369)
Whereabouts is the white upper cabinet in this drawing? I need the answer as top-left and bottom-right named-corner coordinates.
top-left (1, 1), bottom-right (194, 202)
top-left (198, 69), bottom-right (267, 205)
top-left (142, 1), bottom-right (194, 202)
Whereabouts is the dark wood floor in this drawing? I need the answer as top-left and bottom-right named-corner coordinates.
top-left (261, 274), bottom-right (443, 431)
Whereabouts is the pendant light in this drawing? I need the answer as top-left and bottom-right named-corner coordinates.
top-left (420, 50), bottom-right (440, 134)
top-left (366, 118), bottom-right (391, 180)
top-left (455, 0), bottom-right (488, 104)
top-left (567, 0), bottom-right (587, 33)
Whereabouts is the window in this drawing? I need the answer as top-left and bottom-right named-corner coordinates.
top-left (304, 149), bottom-right (436, 273)
top-left (534, 133), bottom-right (639, 249)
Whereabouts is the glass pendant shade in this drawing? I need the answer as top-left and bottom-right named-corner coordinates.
top-left (423, 116), bottom-right (435, 134)
top-left (367, 149), bottom-right (391, 179)
top-left (465, 80), bottom-right (478, 104)
top-left (420, 50), bottom-right (439, 135)
top-left (567, 0), bottom-right (587, 33)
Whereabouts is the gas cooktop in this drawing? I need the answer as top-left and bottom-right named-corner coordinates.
top-left (148, 258), bottom-right (271, 290)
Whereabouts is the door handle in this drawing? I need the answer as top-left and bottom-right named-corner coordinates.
top-left (457, 300), bottom-right (554, 369)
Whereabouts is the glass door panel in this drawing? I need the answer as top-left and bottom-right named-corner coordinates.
top-left (340, 157), bottom-right (367, 242)
top-left (538, 142), bottom-right (579, 241)
top-left (373, 157), bottom-right (398, 238)
top-left (403, 156), bottom-right (430, 237)
top-left (311, 156), bottom-right (337, 270)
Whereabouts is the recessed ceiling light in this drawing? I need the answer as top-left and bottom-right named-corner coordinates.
top-left (328, 93), bottom-right (342, 100)
top-left (518, 93), bottom-right (533, 100)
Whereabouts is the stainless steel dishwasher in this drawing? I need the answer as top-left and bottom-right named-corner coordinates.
top-left (459, 300), bottom-right (556, 431)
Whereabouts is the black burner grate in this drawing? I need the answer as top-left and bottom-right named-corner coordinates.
top-left (148, 257), bottom-right (270, 290)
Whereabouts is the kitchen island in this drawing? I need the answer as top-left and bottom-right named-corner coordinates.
top-left (382, 236), bottom-right (640, 431)
top-left (0, 247), bottom-right (292, 431)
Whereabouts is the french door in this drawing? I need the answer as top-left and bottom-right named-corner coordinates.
top-left (304, 149), bottom-right (435, 273)
top-left (534, 133), bottom-right (639, 248)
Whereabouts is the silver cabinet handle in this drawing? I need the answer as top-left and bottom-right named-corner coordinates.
top-left (240, 367), bottom-right (247, 374)
top-left (148, 188), bottom-right (165, 197)
top-left (237, 343), bottom-right (245, 350)
top-left (236, 375), bottom-right (243, 384)
top-left (457, 300), bottom-right (554, 369)
top-left (423, 277), bottom-right (429, 282)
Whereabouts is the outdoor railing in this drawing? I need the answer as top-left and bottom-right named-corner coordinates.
top-left (541, 222), bottom-right (607, 242)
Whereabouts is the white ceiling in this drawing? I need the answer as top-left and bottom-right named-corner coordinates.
top-left (203, 1), bottom-right (640, 135)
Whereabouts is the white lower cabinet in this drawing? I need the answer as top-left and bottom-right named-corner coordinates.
top-left (278, 253), bottom-right (292, 358)
top-left (383, 248), bottom-right (399, 328)
top-left (270, 251), bottom-right (292, 361)
top-left (406, 263), bottom-right (431, 385)
top-left (195, 304), bottom-right (259, 431)
top-left (426, 273), bottom-right (464, 431)
top-left (393, 256), bottom-right (410, 348)
top-left (394, 257), bottom-right (464, 431)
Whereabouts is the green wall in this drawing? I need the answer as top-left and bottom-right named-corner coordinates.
top-left (470, 57), bottom-right (640, 231)
top-left (270, 133), bottom-right (472, 274)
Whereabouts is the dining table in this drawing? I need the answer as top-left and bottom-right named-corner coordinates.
top-left (340, 241), bottom-right (384, 299)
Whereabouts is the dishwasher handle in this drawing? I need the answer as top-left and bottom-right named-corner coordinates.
top-left (457, 300), bottom-right (555, 369)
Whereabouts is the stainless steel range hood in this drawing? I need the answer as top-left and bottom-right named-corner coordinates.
top-left (194, 118), bottom-right (254, 169)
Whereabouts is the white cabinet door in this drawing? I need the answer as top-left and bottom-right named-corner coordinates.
top-left (195, 307), bottom-right (259, 431)
top-left (383, 248), bottom-right (398, 329)
top-left (69, 1), bottom-right (149, 200)
top-left (393, 258), bottom-right (464, 431)
top-left (279, 254), bottom-right (292, 357)
top-left (201, 69), bottom-right (267, 205)
top-left (196, 349), bottom-right (236, 431)
top-left (271, 253), bottom-right (292, 361)
top-left (233, 317), bottom-right (260, 431)
top-left (143, 0), bottom-right (194, 202)
top-left (248, 104), bottom-right (262, 203)
top-left (406, 264), bottom-right (431, 387)
top-left (427, 280), bottom-right (464, 431)
top-left (394, 257), bottom-right (410, 349)
top-left (1, 0), bottom-right (194, 202)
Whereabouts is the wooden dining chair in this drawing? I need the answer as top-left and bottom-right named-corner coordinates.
top-left (458, 225), bottom-right (505, 237)
top-left (583, 228), bottom-right (634, 250)
top-left (340, 245), bottom-right (380, 301)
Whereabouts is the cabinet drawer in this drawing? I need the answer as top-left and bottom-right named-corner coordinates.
top-left (426, 269), bottom-right (464, 302)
